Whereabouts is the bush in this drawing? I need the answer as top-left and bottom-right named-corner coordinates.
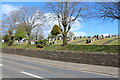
top-left (3, 35), bottom-right (9, 43)
top-left (8, 40), bottom-right (14, 46)
top-left (36, 44), bottom-right (44, 48)
top-left (35, 39), bottom-right (47, 48)
top-left (3, 35), bottom-right (14, 46)
top-left (8, 36), bottom-right (14, 46)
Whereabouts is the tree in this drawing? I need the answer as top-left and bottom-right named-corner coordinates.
top-left (39, 35), bottom-right (44, 40)
top-left (2, 11), bottom-right (18, 36)
top-left (2, 11), bottom-right (18, 46)
top-left (95, 2), bottom-right (120, 20)
top-left (68, 31), bottom-right (75, 38)
top-left (14, 24), bottom-right (27, 41)
top-left (16, 6), bottom-right (45, 44)
top-left (51, 25), bottom-right (61, 43)
top-left (32, 26), bottom-right (44, 40)
top-left (47, 2), bottom-right (89, 46)
top-left (3, 34), bottom-right (9, 43)
top-left (51, 25), bottom-right (61, 36)
top-left (0, 20), bottom-right (2, 41)
top-left (48, 33), bottom-right (55, 39)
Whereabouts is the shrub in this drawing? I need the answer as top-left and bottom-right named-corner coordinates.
top-left (7, 36), bottom-right (14, 46)
top-left (8, 40), bottom-right (14, 46)
top-left (36, 44), bottom-right (44, 48)
top-left (35, 39), bottom-right (47, 48)
top-left (3, 35), bottom-right (9, 43)
top-left (3, 35), bottom-right (14, 46)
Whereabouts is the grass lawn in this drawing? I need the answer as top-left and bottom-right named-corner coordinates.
top-left (68, 38), bottom-right (86, 44)
top-left (44, 45), bottom-right (118, 53)
top-left (2, 43), bottom-right (118, 53)
top-left (76, 41), bottom-right (86, 45)
top-left (48, 40), bottom-right (63, 45)
top-left (107, 39), bottom-right (119, 45)
top-left (69, 37), bottom-right (119, 45)
top-left (2, 43), bottom-right (38, 50)
top-left (56, 40), bottom-right (63, 45)
top-left (89, 37), bottom-right (118, 45)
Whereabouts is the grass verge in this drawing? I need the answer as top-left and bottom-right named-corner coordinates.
top-left (2, 43), bottom-right (119, 53)
top-left (2, 43), bottom-right (38, 50)
top-left (44, 45), bottom-right (119, 53)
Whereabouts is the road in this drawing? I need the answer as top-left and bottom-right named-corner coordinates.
top-left (0, 53), bottom-right (119, 80)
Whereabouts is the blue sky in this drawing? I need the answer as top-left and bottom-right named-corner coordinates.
top-left (1, 2), bottom-right (118, 37)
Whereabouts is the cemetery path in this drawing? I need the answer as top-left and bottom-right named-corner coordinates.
top-left (69, 40), bottom-right (86, 44)
top-left (101, 38), bottom-right (119, 45)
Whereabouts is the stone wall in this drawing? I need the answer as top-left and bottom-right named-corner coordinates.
top-left (2, 48), bottom-right (119, 67)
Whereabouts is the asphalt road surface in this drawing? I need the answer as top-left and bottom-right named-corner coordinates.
top-left (0, 53), bottom-right (119, 80)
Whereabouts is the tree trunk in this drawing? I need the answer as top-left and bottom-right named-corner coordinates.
top-left (55, 36), bottom-right (57, 44)
top-left (27, 33), bottom-right (31, 44)
top-left (62, 33), bottom-right (67, 46)
top-left (28, 39), bottom-right (31, 44)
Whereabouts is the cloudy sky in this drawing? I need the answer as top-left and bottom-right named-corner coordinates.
top-left (1, 2), bottom-right (118, 38)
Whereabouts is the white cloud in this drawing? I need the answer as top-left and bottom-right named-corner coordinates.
top-left (1, 4), bottom-right (18, 15)
top-left (74, 31), bottom-right (86, 36)
top-left (100, 34), bottom-right (110, 37)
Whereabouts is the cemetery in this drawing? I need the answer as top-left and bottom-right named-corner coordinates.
top-left (1, 2), bottom-right (119, 54)
top-left (1, 33), bottom-right (119, 46)
top-left (47, 34), bottom-right (119, 45)
top-left (1, 33), bottom-right (119, 53)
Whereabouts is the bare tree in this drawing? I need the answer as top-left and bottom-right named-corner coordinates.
top-left (46, 2), bottom-right (89, 46)
top-left (68, 31), bottom-right (75, 38)
top-left (95, 2), bottom-right (120, 20)
top-left (2, 11), bottom-right (18, 36)
top-left (16, 6), bottom-right (45, 44)
top-left (32, 26), bottom-right (44, 40)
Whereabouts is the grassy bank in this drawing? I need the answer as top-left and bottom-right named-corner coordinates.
top-left (2, 43), bottom-right (38, 50)
top-left (44, 45), bottom-right (119, 53)
top-left (2, 43), bottom-right (119, 53)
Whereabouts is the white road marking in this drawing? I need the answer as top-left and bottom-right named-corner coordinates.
top-left (21, 71), bottom-right (43, 78)
top-left (0, 64), bottom-right (3, 66)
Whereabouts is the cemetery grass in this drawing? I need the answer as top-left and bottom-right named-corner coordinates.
top-left (107, 39), bottom-right (119, 45)
top-left (2, 43), bottom-right (38, 50)
top-left (75, 37), bottom-right (119, 45)
top-left (44, 45), bottom-right (118, 53)
top-left (68, 38), bottom-right (86, 44)
top-left (89, 37), bottom-right (117, 45)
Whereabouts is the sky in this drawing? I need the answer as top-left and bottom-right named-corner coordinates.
top-left (1, 2), bottom-right (118, 38)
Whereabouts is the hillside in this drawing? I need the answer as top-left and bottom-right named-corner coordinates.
top-left (55, 37), bottom-right (119, 45)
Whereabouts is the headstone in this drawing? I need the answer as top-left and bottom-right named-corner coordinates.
top-left (96, 35), bottom-right (99, 40)
top-left (1, 40), bottom-right (4, 43)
